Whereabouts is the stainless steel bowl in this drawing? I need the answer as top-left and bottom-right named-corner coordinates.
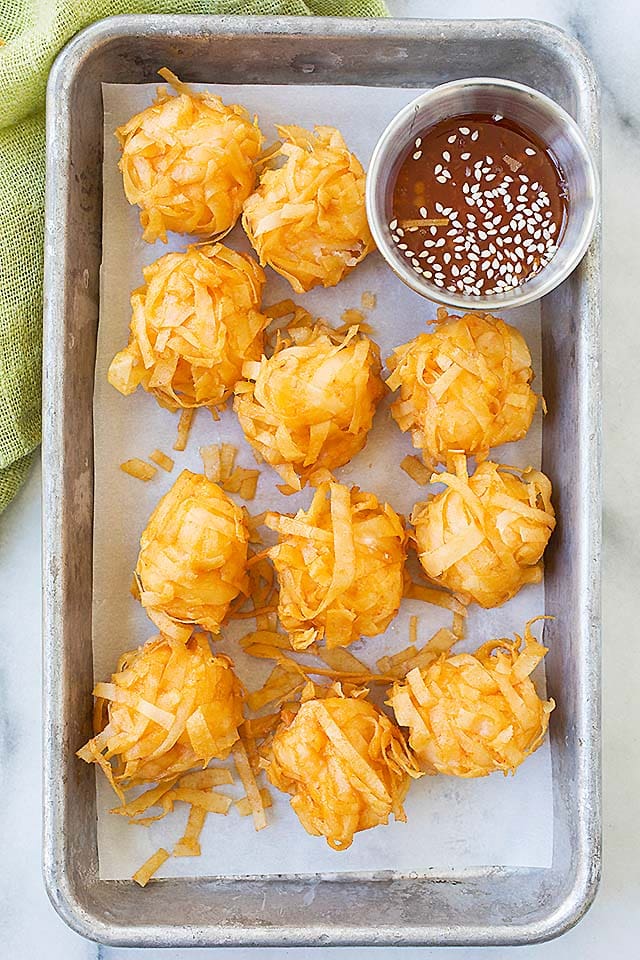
top-left (366, 77), bottom-right (600, 310)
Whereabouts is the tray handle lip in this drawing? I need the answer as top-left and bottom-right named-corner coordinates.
top-left (46, 13), bottom-right (600, 108)
top-left (42, 11), bottom-right (601, 948)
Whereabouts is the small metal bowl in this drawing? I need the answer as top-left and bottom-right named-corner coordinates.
top-left (366, 77), bottom-right (600, 310)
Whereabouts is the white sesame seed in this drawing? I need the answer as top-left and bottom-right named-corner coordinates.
top-left (436, 175), bottom-right (447, 184)
top-left (448, 134), bottom-right (457, 143)
top-left (537, 243), bottom-right (545, 253)
top-left (415, 137), bottom-right (422, 148)
top-left (427, 256), bottom-right (436, 263)
top-left (452, 265), bottom-right (460, 277)
top-left (397, 227), bottom-right (404, 237)
top-left (515, 246), bottom-right (525, 259)
top-left (486, 173), bottom-right (496, 182)
top-left (468, 252), bottom-right (479, 262)
top-left (435, 163), bottom-right (443, 175)
top-left (471, 130), bottom-right (479, 141)
top-left (474, 170), bottom-right (482, 181)
top-left (430, 226), bottom-right (437, 236)
top-left (418, 250), bottom-right (430, 258)
top-left (442, 170), bottom-right (452, 179)
top-left (471, 184), bottom-right (481, 193)
top-left (434, 279), bottom-right (444, 287)
top-left (424, 239), bottom-right (435, 247)
top-left (525, 147), bottom-right (536, 156)
top-left (389, 219), bottom-right (398, 230)
top-left (478, 230), bottom-right (488, 240)
top-left (413, 151), bottom-right (422, 160)
top-left (454, 252), bottom-right (463, 260)
top-left (465, 197), bottom-right (475, 206)
top-left (392, 234), bottom-right (400, 243)
top-left (404, 250), bottom-right (413, 258)
top-left (442, 151), bottom-right (451, 162)
top-left (459, 126), bottom-right (470, 135)
top-left (443, 252), bottom-right (452, 265)
top-left (486, 268), bottom-right (494, 278)
top-left (412, 257), bottom-right (420, 266)
top-left (436, 238), bottom-right (446, 247)
top-left (423, 270), bottom-right (433, 278)
top-left (461, 152), bottom-right (471, 160)
top-left (408, 226), bottom-right (419, 232)
top-left (412, 265), bottom-right (423, 273)
top-left (398, 243), bottom-right (407, 250)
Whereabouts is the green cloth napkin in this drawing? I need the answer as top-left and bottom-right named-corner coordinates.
top-left (0, 0), bottom-right (387, 515)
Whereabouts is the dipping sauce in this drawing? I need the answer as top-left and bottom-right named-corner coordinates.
top-left (390, 114), bottom-right (568, 296)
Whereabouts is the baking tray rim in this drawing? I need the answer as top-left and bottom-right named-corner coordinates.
top-left (42, 13), bottom-right (602, 948)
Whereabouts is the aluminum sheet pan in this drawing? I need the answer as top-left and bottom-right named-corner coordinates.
top-left (42, 14), bottom-right (601, 948)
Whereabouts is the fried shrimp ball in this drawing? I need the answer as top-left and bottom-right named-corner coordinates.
top-left (77, 633), bottom-right (245, 796)
top-left (242, 124), bottom-right (375, 292)
top-left (107, 243), bottom-right (268, 411)
top-left (412, 455), bottom-right (555, 609)
top-left (234, 319), bottom-right (385, 491)
top-left (265, 686), bottom-right (421, 849)
top-left (135, 470), bottom-right (249, 639)
top-left (265, 482), bottom-right (407, 650)
top-left (388, 620), bottom-right (555, 777)
top-left (386, 309), bottom-right (538, 469)
top-left (116, 69), bottom-right (263, 243)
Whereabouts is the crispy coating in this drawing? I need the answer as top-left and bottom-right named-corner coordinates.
top-left (265, 688), bottom-right (421, 848)
top-left (78, 633), bottom-right (244, 793)
top-left (266, 482), bottom-right (406, 649)
top-left (116, 72), bottom-right (263, 243)
top-left (387, 309), bottom-right (538, 469)
top-left (388, 621), bottom-right (554, 777)
top-left (234, 320), bottom-right (384, 491)
top-left (242, 125), bottom-right (374, 292)
top-left (108, 243), bottom-right (268, 411)
top-left (412, 455), bottom-right (555, 608)
top-left (136, 470), bottom-right (249, 637)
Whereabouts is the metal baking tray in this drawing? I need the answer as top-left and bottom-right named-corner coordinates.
top-left (42, 14), bottom-right (602, 948)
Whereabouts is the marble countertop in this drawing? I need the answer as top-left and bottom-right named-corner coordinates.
top-left (1, 1), bottom-right (635, 957)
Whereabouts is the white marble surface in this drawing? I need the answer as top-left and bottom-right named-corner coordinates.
top-left (0, 0), bottom-right (635, 956)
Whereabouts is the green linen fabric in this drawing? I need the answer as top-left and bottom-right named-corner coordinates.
top-left (0, 0), bottom-right (387, 514)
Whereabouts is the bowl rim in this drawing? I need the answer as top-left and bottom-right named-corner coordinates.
top-left (365, 76), bottom-right (601, 310)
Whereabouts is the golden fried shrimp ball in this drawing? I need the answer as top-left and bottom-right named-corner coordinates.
top-left (412, 455), bottom-right (555, 608)
top-left (387, 309), bottom-right (538, 469)
top-left (265, 687), bottom-right (421, 849)
top-left (116, 69), bottom-right (263, 243)
top-left (77, 633), bottom-right (245, 795)
top-left (265, 482), bottom-right (406, 650)
top-left (388, 620), bottom-right (555, 777)
top-left (135, 470), bottom-right (249, 638)
top-left (242, 124), bottom-right (375, 292)
top-left (234, 320), bottom-right (385, 492)
top-left (108, 243), bottom-right (268, 411)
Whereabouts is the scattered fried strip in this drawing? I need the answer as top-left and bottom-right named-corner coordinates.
top-left (149, 449), bottom-right (175, 472)
top-left (132, 848), bottom-right (170, 887)
top-left (120, 459), bottom-right (157, 481)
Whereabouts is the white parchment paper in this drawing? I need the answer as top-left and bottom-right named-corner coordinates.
top-left (94, 82), bottom-right (554, 879)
